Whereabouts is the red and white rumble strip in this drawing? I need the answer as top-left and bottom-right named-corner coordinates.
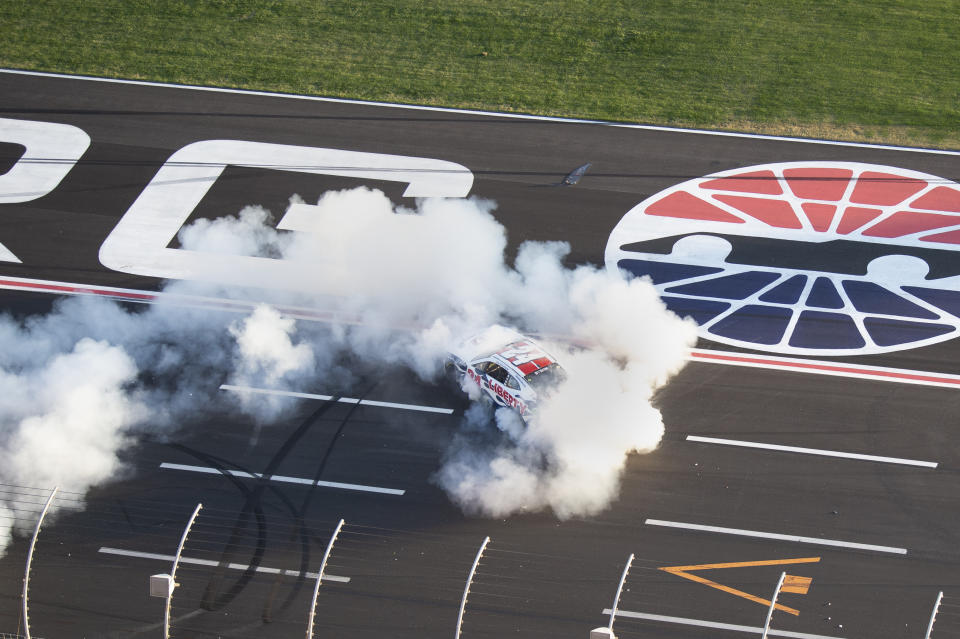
top-left (0, 274), bottom-right (348, 322)
top-left (689, 348), bottom-right (960, 389)
top-left (4, 273), bottom-right (960, 390)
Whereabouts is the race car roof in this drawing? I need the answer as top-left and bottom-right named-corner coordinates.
top-left (454, 326), bottom-right (562, 378)
top-left (455, 326), bottom-right (525, 362)
top-left (489, 339), bottom-right (559, 377)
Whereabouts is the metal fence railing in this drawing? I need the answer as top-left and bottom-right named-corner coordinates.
top-left (2, 480), bottom-right (956, 639)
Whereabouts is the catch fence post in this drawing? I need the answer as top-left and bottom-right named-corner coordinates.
top-left (608, 553), bottom-right (634, 632)
top-left (924, 590), bottom-right (943, 639)
top-left (455, 536), bottom-right (490, 639)
top-left (306, 518), bottom-right (345, 639)
top-left (161, 502), bottom-right (202, 639)
top-left (761, 571), bottom-right (787, 639)
top-left (22, 486), bottom-right (58, 639)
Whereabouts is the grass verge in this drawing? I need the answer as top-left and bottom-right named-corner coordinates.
top-left (1, 0), bottom-right (958, 149)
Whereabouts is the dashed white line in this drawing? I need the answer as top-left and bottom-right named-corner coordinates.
top-left (355, 398), bottom-right (451, 413)
top-left (99, 547), bottom-right (350, 582)
top-left (219, 384), bottom-right (455, 414)
top-left (159, 462), bottom-right (405, 496)
top-left (219, 385), bottom-right (334, 401)
top-left (644, 519), bottom-right (908, 555)
top-left (686, 435), bottom-right (938, 468)
top-left (602, 609), bottom-right (846, 639)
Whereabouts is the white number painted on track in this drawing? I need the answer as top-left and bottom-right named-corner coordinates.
top-left (98, 140), bottom-right (473, 290)
top-left (0, 118), bottom-right (91, 263)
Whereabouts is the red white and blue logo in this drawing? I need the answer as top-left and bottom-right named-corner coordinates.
top-left (605, 162), bottom-right (960, 356)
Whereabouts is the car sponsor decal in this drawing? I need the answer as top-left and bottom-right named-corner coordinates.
top-left (606, 162), bottom-right (960, 356)
top-left (490, 380), bottom-right (518, 409)
top-left (467, 368), bottom-right (527, 414)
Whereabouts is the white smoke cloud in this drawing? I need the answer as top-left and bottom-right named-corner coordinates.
top-left (1, 339), bottom-right (143, 488)
top-left (227, 304), bottom-right (316, 421)
top-left (0, 185), bottom-right (696, 552)
top-left (173, 186), bottom-right (697, 518)
top-left (0, 338), bottom-right (144, 545)
top-left (434, 268), bottom-right (694, 519)
top-left (0, 295), bottom-right (314, 553)
top-left (178, 204), bottom-right (289, 259)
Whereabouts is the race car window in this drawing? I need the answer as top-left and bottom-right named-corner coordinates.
top-left (525, 363), bottom-right (566, 389)
top-left (473, 361), bottom-right (489, 374)
top-left (486, 363), bottom-right (510, 384)
top-left (504, 374), bottom-right (521, 390)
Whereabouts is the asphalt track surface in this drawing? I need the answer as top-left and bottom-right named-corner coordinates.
top-left (1, 70), bottom-right (960, 638)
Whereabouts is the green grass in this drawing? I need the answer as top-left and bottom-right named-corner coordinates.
top-left (2, 0), bottom-right (958, 148)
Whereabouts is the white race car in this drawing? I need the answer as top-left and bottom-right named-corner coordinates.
top-left (447, 327), bottom-right (566, 422)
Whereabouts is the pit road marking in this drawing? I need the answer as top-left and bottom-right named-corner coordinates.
top-left (645, 519), bottom-right (908, 555)
top-left (602, 609), bottom-right (846, 639)
top-left (220, 383), bottom-right (455, 414)
top-left (686, 435), bottom-right (939, 468)
top-left (99, 547), bottom-right (350, 582)
top-left (660, 557), bottom-right (821, 616)
top-left (160, 462), bottom-right (405, 495)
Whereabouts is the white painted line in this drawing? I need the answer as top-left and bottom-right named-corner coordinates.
top-left (219, 384), bottom-right (334, 401)
top-left (3, 68), bottom-right (957, 156)
top-left (99, 547), bottom-right (350, 582)
top-left (602, 609), bottom-right (845, 639)
top-left (686, 435), bottom-right (938, 469)
top-left (219, 383), bottom-right (455, 414)
top-left (159, 462), bottom-right (405, 496)
top-left (0, 241), bottom-right (21, 264)
top-left (97, 142), bottom-right (471, 288)
top-left (353, 398), bottom-right (455, 414)
top-left (645, 519), bottom-right (908, 555)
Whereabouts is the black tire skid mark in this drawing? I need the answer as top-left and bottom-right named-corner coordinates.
top-left (167, 399), bottom-right (337, 619)
top-left (266, 384), bottom-right (376, 621)
top-left (166, 387), bottom-right (373, 628)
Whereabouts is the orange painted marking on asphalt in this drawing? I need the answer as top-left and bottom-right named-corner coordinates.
top-left (659, 557), bottom-right (820, 617)
top-left (782, 574), bottom-right (813, 595)
top-left (664, 557), bottom-right (821, 572)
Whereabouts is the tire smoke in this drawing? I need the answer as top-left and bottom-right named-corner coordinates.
top-left (0, 186), bottom-right (695, 552)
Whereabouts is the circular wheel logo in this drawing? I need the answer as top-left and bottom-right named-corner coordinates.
top-left (605, 162), bottom-right (960, 356)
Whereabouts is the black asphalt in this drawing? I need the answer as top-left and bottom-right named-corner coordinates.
top-left (1, 70), bottom-right (960, 638)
